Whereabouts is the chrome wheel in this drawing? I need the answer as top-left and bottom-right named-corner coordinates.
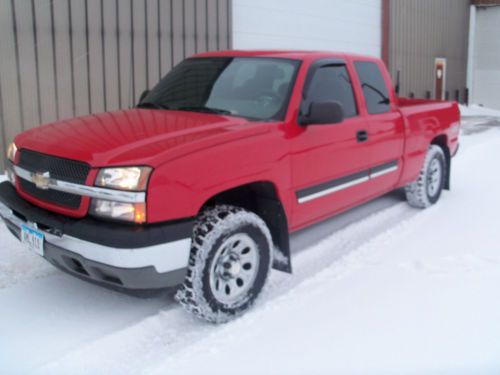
top-left (405, 145), bottom-right (446, 209)
top-left (209, 233), bottom-right (260, 305)
top-left (427, 158), bottom-right (442, 197)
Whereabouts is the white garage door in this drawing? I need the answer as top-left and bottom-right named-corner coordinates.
top-left (232, 0), bottom-right (382, 58)
top-left (472, 6), bottom-right (500, 110)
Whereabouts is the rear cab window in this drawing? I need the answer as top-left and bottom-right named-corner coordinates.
top-left (354, 61), bottom-right (391, 114)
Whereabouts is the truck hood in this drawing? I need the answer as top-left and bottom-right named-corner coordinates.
top-left (15, 109), bottom-right (267, 167)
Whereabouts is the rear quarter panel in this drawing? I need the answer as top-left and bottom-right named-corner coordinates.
top-left (397, 98), bottom-right (460, 186)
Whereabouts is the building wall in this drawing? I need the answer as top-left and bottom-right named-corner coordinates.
top-left (0, 0), bottom-right (231, 169)
top-left (472, 0), bottom-right (500, 6)
top-left (471, 5), bottom-right (500, 109)
top-left (232, 0), bottom-right (382, 57)
top-left (388, 0), bottom-right (470, 100)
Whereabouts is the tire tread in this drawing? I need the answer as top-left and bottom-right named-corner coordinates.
top-left (405, 145), bottom-right (445, 209)
top-left (175, 205), bottom-right (272, 323)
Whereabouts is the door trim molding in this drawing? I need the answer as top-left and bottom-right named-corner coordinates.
top-left (296, 160), bottom-right (398, 204)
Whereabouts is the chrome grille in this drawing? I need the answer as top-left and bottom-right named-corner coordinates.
top-left (17, 149), bottom-right (90, 209)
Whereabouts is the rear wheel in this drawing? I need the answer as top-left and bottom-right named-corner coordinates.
top-left (176, 205), bottom-right (272, 323)
top-left (405, 145), bottom-right (446, 208)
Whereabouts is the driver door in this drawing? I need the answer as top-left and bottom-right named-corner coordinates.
top-left (290, 60), bottom-right (373, 230)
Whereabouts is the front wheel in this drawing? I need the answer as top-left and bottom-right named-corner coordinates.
top-left (405, 145), bottom-right (446, 208)
top-left (176, 205), bottom-right (272, 323)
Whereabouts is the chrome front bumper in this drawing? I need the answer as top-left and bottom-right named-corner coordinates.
top-left (0, 183), bottom-right (194, 290)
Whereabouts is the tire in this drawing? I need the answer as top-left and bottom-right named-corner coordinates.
top-left (405, 145), bottom-right (446, 209)
top-left (175, 205), bottom-right (273, 323)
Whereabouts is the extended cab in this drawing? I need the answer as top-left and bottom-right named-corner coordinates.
top-left (0, 51), bottom-right (460, 322)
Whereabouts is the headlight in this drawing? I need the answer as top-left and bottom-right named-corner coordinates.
top-left (7, 143), bottom-right (17, 162)
top-left (92, 167), bottom-right (151, 223)
top-left (95, 167), bottom-right (152, 191)
top-left (90, 200), bottom-right (146, 224)
top-left (5, 143), bottom-right (17, 185)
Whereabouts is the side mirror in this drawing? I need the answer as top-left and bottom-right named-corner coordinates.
top-left (300, 101), bottom-right (344, 126)
top-left (138, 89), bottom-right (150, 104)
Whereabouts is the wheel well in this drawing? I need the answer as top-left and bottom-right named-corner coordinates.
top-left (431, 135), bottom-right (451, 190)
top-left (201, 182), bottom-right (292, 273)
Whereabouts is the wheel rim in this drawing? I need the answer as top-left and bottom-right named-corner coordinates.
top-left (427, 158), bottom-right (442, 197)
top-left (209, 233), bottom-right (260, 305)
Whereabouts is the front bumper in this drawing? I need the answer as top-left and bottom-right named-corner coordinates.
top-left (0, 181), bottom-right (194, 291)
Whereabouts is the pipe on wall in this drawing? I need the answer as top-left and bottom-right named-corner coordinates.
top-left (466, 4), bottom-right (477, 105)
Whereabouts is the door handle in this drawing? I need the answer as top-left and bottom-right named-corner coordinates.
top-left (356, 130), bottom-right (369, 143)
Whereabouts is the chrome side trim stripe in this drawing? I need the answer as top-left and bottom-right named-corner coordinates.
top-left (297, 176), bottom-right (370, 204)
top-left (370, 165), bottom-right (398, 179)
top-left (13, 165), bottom-right (145, 203)
top-left (297, 161), bottom-right (399, 204)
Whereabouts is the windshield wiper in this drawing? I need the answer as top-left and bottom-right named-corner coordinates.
top-left (176, 106), bottom-right (233, 115)
top-left (136, 102), bottom-right (171, 110)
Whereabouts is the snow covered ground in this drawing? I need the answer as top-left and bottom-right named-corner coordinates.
top-left (1, 115), bottom-right (500, 374)
top-left (460, 104), bottom-right (500, 118)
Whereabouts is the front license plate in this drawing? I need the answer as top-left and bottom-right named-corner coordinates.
top-left (21, 224), bottom-right (44, 256)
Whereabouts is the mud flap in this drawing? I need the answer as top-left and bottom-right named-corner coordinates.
top-left (255, 197), bottom-right (292, 274)
top-left (273, 246), bottom-right (292, 273)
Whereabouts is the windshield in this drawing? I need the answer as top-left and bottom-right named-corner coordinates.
top-left (139, 57), bottom-right (300, 121)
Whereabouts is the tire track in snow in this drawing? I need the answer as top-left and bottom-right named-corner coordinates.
top-left (147, 205), bottom-right (443, 375)
top-left (0, 222), bottom-right (58, 290)
top-left (0, 273), bottom-right (172, 373)
top-left (0, 267), bottom-right (58, 289)
top-left (38, 202), bottom-right (421, 375)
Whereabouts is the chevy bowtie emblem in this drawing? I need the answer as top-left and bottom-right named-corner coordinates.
top-left (32, 171), bottom-right (51, 190)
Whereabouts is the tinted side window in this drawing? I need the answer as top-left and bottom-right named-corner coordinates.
top-left (306, 65), bottom-right (358, 118)
top-left (354, 61), bottom-right (390, 114)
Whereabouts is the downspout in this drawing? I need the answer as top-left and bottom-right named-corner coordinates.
top-left (381, 0), bottom-right (390, 67)
top-left (466, 5), bottom-right (476, 105)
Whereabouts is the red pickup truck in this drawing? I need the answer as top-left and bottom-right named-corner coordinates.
top-left (0, 51), bottom-right (459, 323)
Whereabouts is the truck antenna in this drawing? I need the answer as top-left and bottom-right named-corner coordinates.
top-left (395, 70), bottom-right (400, 95)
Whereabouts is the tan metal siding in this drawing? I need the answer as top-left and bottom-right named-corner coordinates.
top-left (0, 0), bottom-right (24, 148)
top-left (71, 0), bottom-right (91, 116)
top-left (37, 0), bottom-right (59, 124)
top-left (15, 1), bottom-right (38, 131)
top-left (472, 0), bottom-right (500, 5)
top-left (0, 0), bottom-right (232, 169)
top-left (388, 0), bottom-right (469, 100)
top-left (207, 0), bottom-right (218, 51)
top-left (103, 0), bottom-right (120, 111)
